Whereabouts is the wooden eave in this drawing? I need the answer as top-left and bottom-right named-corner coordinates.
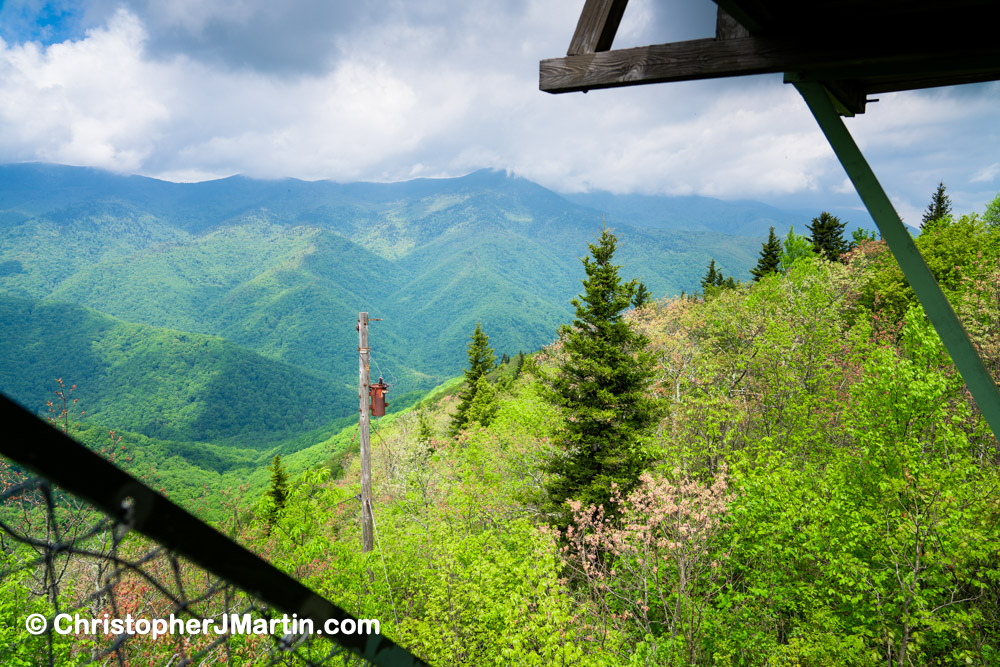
top-left (541, 0), bottom-right (1000, 115)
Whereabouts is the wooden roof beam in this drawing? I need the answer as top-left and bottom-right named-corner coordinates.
top-left (568, 0), bottom-right (630, 55)
top-left (540, 33), bottom-right (1000, 97)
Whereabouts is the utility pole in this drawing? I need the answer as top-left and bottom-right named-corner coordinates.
top-left (358, 312), bottom-right (374, 553)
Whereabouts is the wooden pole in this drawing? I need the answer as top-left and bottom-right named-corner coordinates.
top-left (358, 312), bottom-right (374, 553)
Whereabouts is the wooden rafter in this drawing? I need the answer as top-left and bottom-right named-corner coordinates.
top-left (542, 0), bottom-right (1000, 116)
top-left (567, 0), bottom-right (629, 55)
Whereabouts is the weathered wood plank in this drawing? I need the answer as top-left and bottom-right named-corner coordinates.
top-left (568, 0), bottom-right (630, 55)
top-left (544, 37), bottom-right (814, 93)
top-left (715, 6), bottom-right (751, 40)
top-left (540, 35), bottom-right (1000, 94)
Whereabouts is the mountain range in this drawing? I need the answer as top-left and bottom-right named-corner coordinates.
top-left (0, 162), bottom-right (854, 471)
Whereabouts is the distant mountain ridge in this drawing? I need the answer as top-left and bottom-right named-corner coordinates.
top-left (0, 162), bottom-right (829, 446)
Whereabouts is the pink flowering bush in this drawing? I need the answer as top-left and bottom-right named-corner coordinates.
top-left (563, 467), bottom-right (731, 665)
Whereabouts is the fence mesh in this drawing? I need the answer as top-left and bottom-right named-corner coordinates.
top-left (0, 395), bottom-right (425, 667)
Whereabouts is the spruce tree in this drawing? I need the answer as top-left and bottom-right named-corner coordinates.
top-left (922, 181), bottom-right (952, 228)
top-left (701, 259), bottom-right (721, 291)
top-left (264, 454), bottom-right (289, 533)
top-left (750, 226), bottom-right (782, 281)
top-left (632, 281), bottom-right (652, 308)
top-left (807, 211), bottom-right (848, 261)
top-left (546, 228), bottom-right (661, 525)
top-left (467, 376), bottom-right (499, 427)
top-left (512, 351), bottom-right (525, 379)
top-left (449, 322), bottom-right (496, 434)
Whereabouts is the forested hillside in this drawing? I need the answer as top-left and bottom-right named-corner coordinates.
top-left (0, 163), bottom-right (773, 449)
top-left (5, 174), bottom-right (1000, 664)
top-left (213, 201), bottom-right (999, 665)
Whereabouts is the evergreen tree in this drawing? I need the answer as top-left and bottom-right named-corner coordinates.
top-left (632, 280), bottom-right (652, 308)
top-left (750, 227), bottom-right (783, 281)
top-left (807, 211), bottom-right (849, 261)
top-left (417, 408), bottom-right (433, 444)
top-left (416, 408), bottom-right (435, 455)
top-left (512, 351), bottom-right (525, 379)
top-left (701, 259), bottom-right (721, 291)
top-left (922, 181), bottom-right (952, 228)
top-left (467, 376), bottom-right (499, 427)
top-left (449, 322), bottom-right (496, 434)
top-left (500, 352), bottom-right (510, 365)
top-left (264, 454), bottom-right (289, 533)
top-left (546, 228), bottom-right (661, 525)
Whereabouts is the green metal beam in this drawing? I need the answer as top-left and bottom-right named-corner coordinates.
top-left (791, 77), bottom-right (1000, 442)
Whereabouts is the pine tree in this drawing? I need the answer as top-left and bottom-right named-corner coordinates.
top-left (807, 211), bottom-right (848, 261)
top-left (449, 322), bottom-right (496, 434)
top-left (264, 454), bottom-right (289, 533)
top-left (922, 181), bottom-right (952, 228)
top-left (632, 280), bottom-right (652, 308)
top-left (701, 259), bottom-right (721, 291)
top-left (750, 226), bottom-right (783, 281)
top-left (545, 228), bottom-right (661, 525)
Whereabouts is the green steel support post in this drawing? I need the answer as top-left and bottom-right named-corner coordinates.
top-left (792, 77), bottom-right (1000, 442)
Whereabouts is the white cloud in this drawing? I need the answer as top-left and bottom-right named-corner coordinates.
top-left (0, 0), bottom-right (998, 217)
top-left (0, 9), bottom-right (168, 172)
top-left (972, 162), bottom-right (1000, 184)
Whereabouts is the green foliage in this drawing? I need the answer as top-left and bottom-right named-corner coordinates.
top-left (806, 211), bottom-right (848, 261)
top-left (449, 322), bottom-right (496, 434)
top-left (545, 228), bottom-right (661, 524)
top-left (632, 280), bottom-right (652, 308)
top-left (263, 454), bottom-right (289, 531)
top-left (851, 212), bottom-right (1000, 324)
top-left (701, 259), bottom-right (721, 291)
top-left (851, 226), bottom-right (879, 246)
top-left (922, 180), bottom-right (953, 229)
top-left (0, 551), bottom-right (94, 666)
top-left (779, 225), bottom-right (818, 272)
top-left (984, 192), bottom-right (1000, 226)
top-left (512, 351), bottom-right (525, 379)
top-left (702, 258), bottom-right (738, 299)
top-left (750, 227), bottom-right (782, 281)
top-left (8, 165), bottom-right (1000, 665)
top-left (466, 376), bottom-right (499, 428)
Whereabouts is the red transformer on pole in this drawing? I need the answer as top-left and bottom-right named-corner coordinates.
top-left (369, 377), bottom-right (389, 417)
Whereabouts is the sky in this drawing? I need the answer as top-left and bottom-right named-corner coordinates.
top-left (1, 0), bottom-right (998, 226)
